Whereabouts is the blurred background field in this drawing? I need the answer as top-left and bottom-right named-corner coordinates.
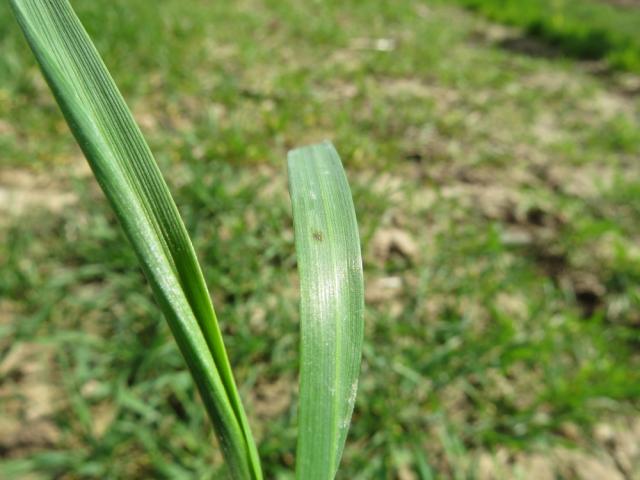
top-left (1, 0), bottom-right (640, 478)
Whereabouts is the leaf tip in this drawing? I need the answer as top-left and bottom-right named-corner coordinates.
top-left (287, 140), bottom-right (336, 163)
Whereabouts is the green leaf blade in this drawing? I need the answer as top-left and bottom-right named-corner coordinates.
top-left (288, 142), bottom-right (365, 480)
top-left (9, 1), bottom-right (261, 478)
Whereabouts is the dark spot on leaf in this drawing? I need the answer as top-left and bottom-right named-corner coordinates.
top-left (313, 230), bottom-right (323, 242)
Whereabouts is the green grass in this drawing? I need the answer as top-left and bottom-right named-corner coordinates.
top-left (448, 0), bottom-right (640, 72)
top-left (1, 0), bottom-right (640, 478)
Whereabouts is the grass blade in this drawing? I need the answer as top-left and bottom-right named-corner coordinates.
top-left (288, 142), bottom-right (365, 480)
top-left (9, 1), bottom-right (262, 478)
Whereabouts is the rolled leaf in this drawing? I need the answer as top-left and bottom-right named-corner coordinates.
top-left (288, 142), bottom-right (364, 480)
top-left (9, 1), bottom-right (262, 478)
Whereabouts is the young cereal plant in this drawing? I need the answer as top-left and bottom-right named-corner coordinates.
top-left (9, 1), bottom-right (364, 479)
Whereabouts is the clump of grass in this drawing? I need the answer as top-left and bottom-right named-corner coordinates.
top-left (451, 0), bottom-right (640, 72)
top-left (9, 1), bottom-right (364, 479)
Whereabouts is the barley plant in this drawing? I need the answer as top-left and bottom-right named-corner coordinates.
top-left (9, 1), bottom-right (364, 479)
